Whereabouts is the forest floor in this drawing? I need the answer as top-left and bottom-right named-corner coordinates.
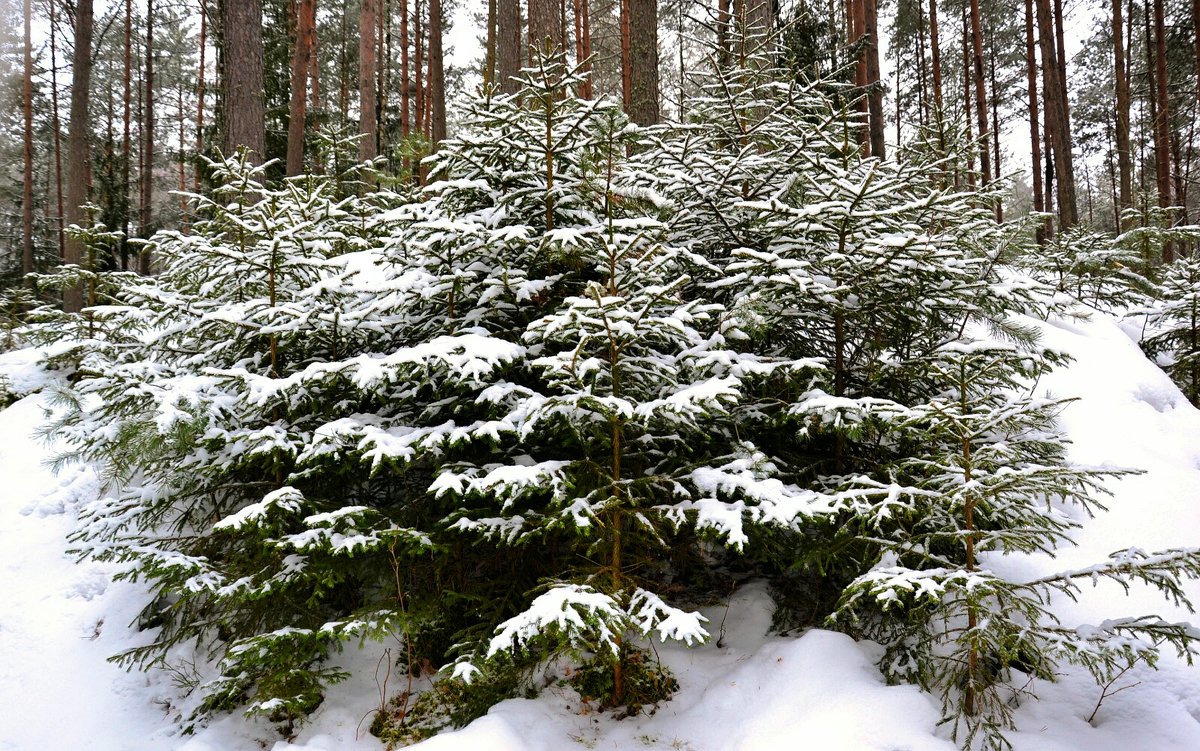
top-left (4, 309), bottom-right (1200, 751)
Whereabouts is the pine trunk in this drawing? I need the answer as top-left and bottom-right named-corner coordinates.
top-left (1152, 0), bottom-right (1173, 258)
top-left (287, 0), bottom-right (316, 175)
top-left (968, 0), bottom-right (990, 186)
top-left (1114, 0), bottom-right (1132, 220)
top-left (626, 0), bottom-right (659, 124)
top-left (1024, 0), bottom-right (1044, 237)
top-left (360, 0), bottom-right (378, 169)
top-left (195, 0), bottom-right (207, 193)
top-left (429, 0), bottom-right (446, 143)
top-left (928, 0), bottom-right (945, 147)
top-left (864, 0), bottom-right (885, 157)
top-left (497, 0), bottom-right (520, 93)
top-left (221, 0), bottom-right (267, 163)
top-left (49, 0), bottom-right (64, 259)
top-left (21, 0), bottom-right (32, 281)
top-left (529, 0), bottom-right (561, 60)
top-left (141, 0), bottom-right (155, 274)
top-left (64, 0), bottom-right (95, 312)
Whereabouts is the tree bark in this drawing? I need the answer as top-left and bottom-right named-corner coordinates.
top-left (1034, 0), bottom-right (1076, 229)
top-left (1152, 0), bottom-right (1173, 258)
top-left (123, 0), bottom-right (133, 268)
top-left (360, 0), bottom-right (378, 169)
top-left (429, 0), bottom-right (446, 143)
top-left (529, 0), bottom-right (562, 61)
top-left (64, 0), bottom-right (95, 312)
top-left (1024, 0), bottom-right (1044, 237)
top-left (50, 0), bottom-right (65, 260)
top-left (21, 0), bottom-right (32, 282)
top-left (497, 0), bottom-right (520, 92)
top-left (626, 0), bottom-right (659, 124)
top-left (287, 0), bottom-right (316, 175)
top-left (1114, 0), bottom-right (1132, 221)
top-left (928, 0), bottom-right (945, 148)
top-left (221, 0), bottom-right (267, 163)
top-left (195, 0), bottom-right (207, 193)
top-left (968, 0), bottom-right (990, 185)
top-left (863, 0), bottom-right (885, 157)
top-left (141, 0), bottom-right (155, 274)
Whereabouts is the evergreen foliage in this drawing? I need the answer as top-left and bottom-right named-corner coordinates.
top-left (19, 58), bottom-right (1200, 750)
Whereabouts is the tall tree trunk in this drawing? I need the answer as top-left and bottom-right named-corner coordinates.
top-left (529, 0), bottom-right (561, 60)
top-left (928, 0), bottom-right (945, 149)
top-left (50, 0), bottom-right (65, 260)
top-left (1024, 0), bottom-right (1045, 238)
top-left (962, 7), bottom-right (975, 189)
top-left (620, 0), bottom-right (632, 109)
top-left (141, 0), bottom-right (155, 274)
top-left (989, 36), bottom-right (1002, 220)
top-left (864, 0), bottom-right (885, 157)
top-left (716, 0), bottom-right (731, 67)
top-left (178, 83), bottom-right (187, 224)
top-left (360, 0), bottom-right (378, 170)
top-left (123, 0), bottom-right (133, 269)
top-left (852, 0), bottom-right (869, 151)
top-left (1114, 0), bottom-right (1133, 221)
top-left (195, 0), bottom-right (207, 193)
top-left (21, 0), bottom-right (32, 282)
top-left (221, 0), bottom-right (267, 163)
top-left (287, 0), bottom-right (316, 175)
top-left (429, 0), bottom-right (446, 143)
top-left (917, 0), bottom-right (929, 127)
top-left (967, 0), bottom-right (991, 186)
top-left (310, 3), bottom-right (321, 111)
top-left (401, 0), bottom-right (412, 130)
top-left (64, 0), bottom-right (95, 312)
top-left (1152, 0), bottom-right (1173, 258)
top-left (485, 0), bottom-right (497, 87)
top-left (1035, 0), bottom-right (1075, 229)
top-left (574, 0), bottom-right (594, 98)
top-left (497, 0), bottom-right (520, 92)
top-left (626, 0), bottom-right (659, 124)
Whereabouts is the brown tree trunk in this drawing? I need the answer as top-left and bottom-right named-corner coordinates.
top-left (864, 0), bottom-right (885, 157)
top-left (195, 0), bottom-right (207, 193)
top-left (140, 0), bottom-right (155, 274)
top-left (574, 0), bottom-right (594, 98)
top-left (429, 0), bottom-right (446, 143)
top-left (928, 0), bottom-right (945, 148)
top-left (310, 4), bottom-right (321, 111)
top-left (852, 0), bottom-right (868, 151)
top-left (287, 0), bottom-right (316, 175)
top-left (221, 0), bottom-right (267, 163)
top-left (962, 7), bottom-right (975, 189)
top-left (401, 0), bottom-right (411, 131)
top-left (529, 0), bottom-right (562, 60)
top-left (485, 0), bottom-right (497, 87)
top-left (497, 0), bottom-right (520, 93)
top-left (917, 0), bottom-right (929, 127)
top-left (716, 0), bottom-right (731, 68)
top-left (1024, 0), bottom-right (1044, 236)
top-left (21, 0), bottom-right (32, 282)
top-left (625, 0), bottom-right (659, 124)
top-left (123, 0), bottom-right (133, 269)
top-left (49, 0), bottom-right (65, 260)
top-left (64, 0), bottom-right (95, 312)
top-left (1114, 0), bottom-right (1132, 221)
top-left (968, 0), bottom-right (991, 186)
top-left (1035, 0), bottom-right (1075, 229)
top-left (360, 0), bottom-right (378, 170)
top-left (1152, 0), bottom-right (1173, 258)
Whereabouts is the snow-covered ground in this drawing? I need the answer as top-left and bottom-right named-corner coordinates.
top-left (3, 310), bottom-right (1200, 751)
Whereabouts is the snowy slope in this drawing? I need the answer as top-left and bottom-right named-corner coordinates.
top-left (3, 310), bottom-right (1200, 751)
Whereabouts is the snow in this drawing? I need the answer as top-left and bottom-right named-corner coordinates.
top-left (5, 307), bottom-right (1200, 750)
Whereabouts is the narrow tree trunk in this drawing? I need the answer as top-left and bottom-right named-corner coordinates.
top-left (359, 0), bottom-right (378, 170)
top-left (929, 0), bottom-right (945, 150)
top-left (968, 0), bottom-right (991, 186)
top-left (401, 0), bottom-right (412, 129)
top-left (1035, 0), bottom-right (1075, 228)
top-left (21, 0), bottom-right (32, 282)
top-left (178, 83), bottom-right (187, 225)
top-left (486, 0), bottom-right (498, 87)
top-left (917, 0), bottom-right (929, 127)
top-left (529, 0), bottom-right (562, 60)
top-left (310, 3), bottom-right (321, 111)
top-left (49, 0), bottom-right (65, 260)
top-left (1152, 0), bottom-right (1173, 258)
top-left (221, 0), bottom-right (267, 163)
top-left (962, 5), bottom-right (975, 189)
top-left (123, 0), bottom-right (133, 269)
top-left (574, 0), bottom-right (594, 98)
top-left (429, 0), bottom-right (446, 143)
top-left (287, 0), bottom-right (316, 175)
top-left (497, 0), bottom-right (520, 92)
top-left (620, 0), bottom-right (632, 109)
top-left (852, 0), bottom-right (869, 151)
top-left (864, 0), bottom-right (885, 157)
top-left (1114, 0), bottom-right (1132, 221)
top-left (64, 0), bottom-right (95, 312)
top-left (140, 0), bottom-right (155, 274)
top-left (716, 0), bottom-right (731, 67)
top-left (414, 0), bottom-right (425, 136)
top-left (989, 38), bottom-right (1002, 200)
top-left (1024, 0), bottom-right (1045, 237)
top-left (195, 0), bottom-right (207, 193)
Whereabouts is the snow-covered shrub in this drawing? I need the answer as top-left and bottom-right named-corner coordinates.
top-left (1017, 225), bottom-right (1154, 312)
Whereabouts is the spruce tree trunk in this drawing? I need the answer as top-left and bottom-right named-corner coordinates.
top-left (141, 0), bottom-right (155, 276)
top-left (928, 0), bottom-right (945, 148)
top-left (21, 0), bottom-right (32, 282)
top-left (863, 0), bottom-right (885, 157)
top-left (626, 0), bottom-right (659, 125)
top-left (287, 0), bottom-right (316, 175)
top-left (1024, 0), bottom-right (1044, 238)
top-left (429, 0), bottom-right (446, 143)
top-left (221, 0), bottom-right (267, 163)
top-left (968, 0), bottom-right (990, 186)
top-left (496, 0), bottom-right (520, 92)
top-left (64, 0), bottom-right (95, 312)
top-left (1114, 0), bottom-right (1132, 221)
top-left (1152, 0), bottom-right (1173, 258)
top-left (360, 0), bottom-right (378, 169)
